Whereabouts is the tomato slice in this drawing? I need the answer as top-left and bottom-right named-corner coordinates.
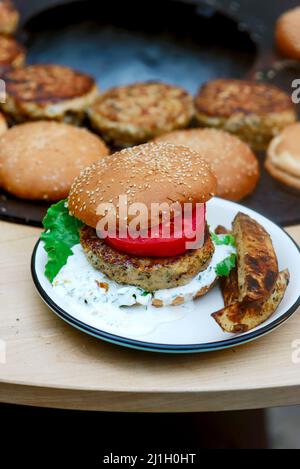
top-left (105, 204), bottom-right (206, 257)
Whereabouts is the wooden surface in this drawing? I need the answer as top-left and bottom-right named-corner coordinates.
top-left (0, 220), bottom-right (300, 412)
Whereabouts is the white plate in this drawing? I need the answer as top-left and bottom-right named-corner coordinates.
top-left (31, 198), bottom-right (300, 353)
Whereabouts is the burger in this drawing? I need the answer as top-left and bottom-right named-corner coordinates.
top-left (41, 143), bottom-right (236, 309)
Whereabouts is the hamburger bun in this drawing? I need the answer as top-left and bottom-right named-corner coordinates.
top-left (69, 142), bottom-right (217, 228)
top-left (0, 121), bottom-right (109, 201)
top-left (1, 64), bottom-right (99, 124)
top-left (195, 79), bottom-right (296, 150)
top-left (276, 7), bottom-right (300, 60)
top-left (265, 122), bottom-right (300, 191)
top-left (0, 112), bottom-right (7, 136)
top-left (0, 0), bottom-right (19, 35)
top-left (154, 128), bottom-right (260, 201)
top-left (88, 82), bottom-right (194, 147)
top-left (0, 35), bottom-right (25, 76)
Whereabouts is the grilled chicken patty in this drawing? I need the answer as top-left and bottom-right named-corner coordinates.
top-left (80, 225), bottom-right (214, 291)
top-left (195, 79), bottom-right (296, 149)
top-left (2, 64), bottom-right (98, 124)
top-left (88, 82), bottom-right (194, 147)
top-left (0, 35), bottom-right (25, 76)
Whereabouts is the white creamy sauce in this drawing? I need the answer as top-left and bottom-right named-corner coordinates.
top-left (153, 242), bottom-right (235, 305)
top-left (52, 238), bottom-right (235, 337)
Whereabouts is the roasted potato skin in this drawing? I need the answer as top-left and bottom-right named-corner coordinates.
top-left (215, 225), bottom-right (240, 306)
top-left (233, 212), bottom-right (279, 302)
top-left (214, 225), bottom-right (230, 235)
top-left (212, 269), bottom-right (290, 333)
top-left (220, 268), bottom-right (240, 307)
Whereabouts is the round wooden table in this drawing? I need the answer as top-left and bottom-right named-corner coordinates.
top-left (0, 220), bottom-right (299, 412)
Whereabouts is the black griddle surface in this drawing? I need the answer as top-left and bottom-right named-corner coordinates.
top-left (1, 0), bottom-right (299, 227)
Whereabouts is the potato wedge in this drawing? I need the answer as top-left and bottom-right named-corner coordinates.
top-left (232, 212), bottom-right (279, 302)
top-left (215, 226), bottom-right (240, 306)
top-left (220, 267), bottom-right (240, 306)
top-left (215, 225), bottom-right (230, 235)
top-left (212, 269), bottom-right (290, 333)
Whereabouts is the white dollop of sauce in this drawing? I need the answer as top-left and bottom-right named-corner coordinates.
top-left (52, 237), bottom-right (235, 337)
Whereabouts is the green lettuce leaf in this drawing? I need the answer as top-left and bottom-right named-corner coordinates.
top-left (40, 200), bottom-right (83, 283)
top-left (211, 232), bottom-right (236, 247)
top-left (215, 254), bottom-right (237, 277)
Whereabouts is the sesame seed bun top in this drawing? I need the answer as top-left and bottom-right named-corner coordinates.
top-left (276, 7), bottom-right (300, 60)
top-left (195, 79), bottom-right (294, 117)
top-left (154, 128), bottom-right (259, 201)
top-left (69, 142), bottom-right (217, 228)
top-left (0, 121), bottom-right (109, 201)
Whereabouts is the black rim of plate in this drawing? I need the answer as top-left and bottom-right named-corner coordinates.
top-left (31, 210), bottom-right (300, 353)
